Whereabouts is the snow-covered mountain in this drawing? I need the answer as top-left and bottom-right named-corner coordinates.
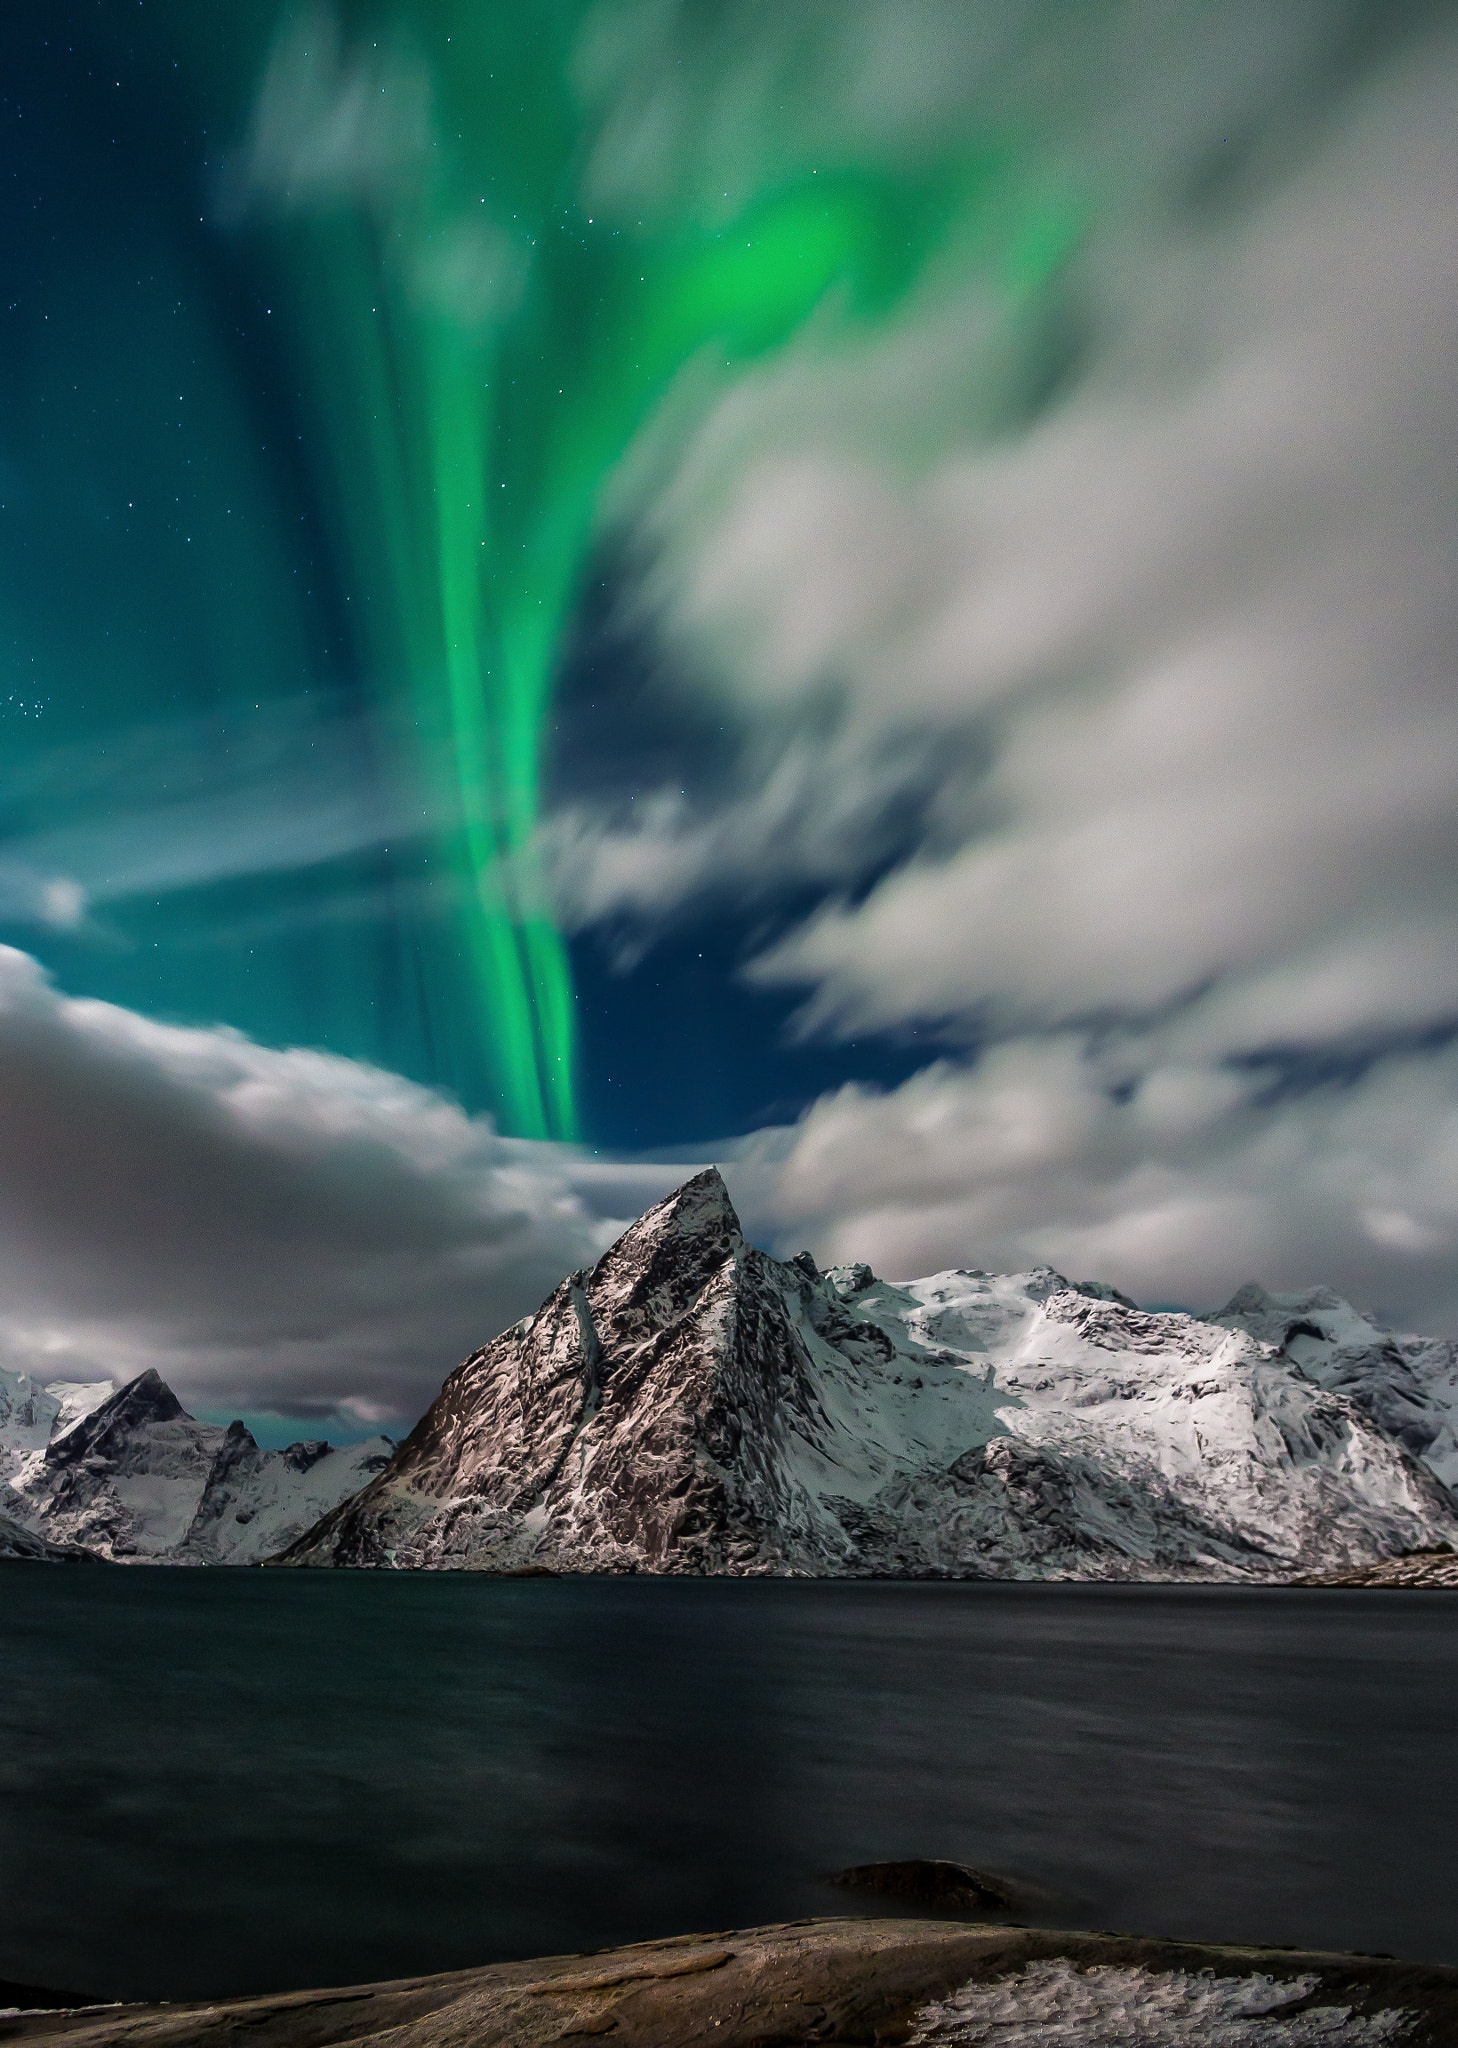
top-left (1214, 1283), bottom-right (1458, 1491)
top-left (0, 1363), bottom-right (394, 1564)
top-left (277, 1169), bottom-right (1458, 1580)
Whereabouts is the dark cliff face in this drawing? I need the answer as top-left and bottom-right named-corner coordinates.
top-left (276, 1169), bottom-right (846, 1572)
top-left (44, 1370), bottom-right (187, 1469)
top-left (182, 1422), bottom-right (264, 1549)
top-left (35, 1370), bottom-right (203, 1553)
top-left (0, 1507), bottom-right (105, 1562)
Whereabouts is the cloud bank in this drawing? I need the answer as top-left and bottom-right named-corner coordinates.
top-left (0, 948), bottom-right (681, 1428)
top-left (4, 941), bottom-right (1456, 1440)
top-left (562, 5), bottom-right (1458, 1050)
top-left (725, 1036), bottom-right (1458, 1335)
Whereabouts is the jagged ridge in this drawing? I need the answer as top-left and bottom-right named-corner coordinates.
top-left (275, 1170), bottom-right (1458, 1580)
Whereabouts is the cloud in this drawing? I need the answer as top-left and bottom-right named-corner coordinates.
top-left (725, 1033), bottom-right (1458, 1336)
top-left (224, 5), bottom-right (433, 216)
top-left (226, 6), bottom-right (529, 336)
top-left (539, 717), bottom-right (955, 938)
top-left (0, 692), bottom-right (435, 945)
top-left (544, 4), bottom-right (1458, 1347)
top-left (556, 5), bottom-right (1458, 1076)
top-left (0, 864), bottom-right (89, 932)
top-left (0, 948), bottom-right (687, 1427)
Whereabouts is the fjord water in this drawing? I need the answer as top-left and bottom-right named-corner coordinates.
top-left (1, 1572), bottom-right (1454, 2003)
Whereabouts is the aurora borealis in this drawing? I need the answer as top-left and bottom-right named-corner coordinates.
top-left (232, 3), bottom-right (1013, 1142)
top-left (3, 2), bottom-right (1458, 1430)
top-left (0, 0), bottom-right (1074, 1142)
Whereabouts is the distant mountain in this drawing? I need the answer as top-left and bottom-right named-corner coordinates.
top-left (276, 1169), bottom-right (1458, 1580)
top-left (0, 1364), bottom-right (394, 1564)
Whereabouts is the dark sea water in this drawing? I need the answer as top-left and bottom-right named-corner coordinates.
top-left (1, 1569), bottom-right (1455, 2003)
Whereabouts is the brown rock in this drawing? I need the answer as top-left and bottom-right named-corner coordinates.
top-left (821, 1859), bottom-right (1015, 1913)
top-left (5, 1917), bottom-right (1458, 2048)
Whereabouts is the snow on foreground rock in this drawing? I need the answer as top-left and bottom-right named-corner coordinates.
top-left (275, 1169), bottom-right (1458, 1580)
top-left (7, 1921), bottom-right (1447, 2048)
top-left (909, 1958), bottom-right (1408, 2044)
top-left (0, 1364), bottom-right (393, 1564)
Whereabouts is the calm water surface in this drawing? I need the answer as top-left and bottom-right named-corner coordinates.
top-left (0, 1569), bottom-right (1454, 2001)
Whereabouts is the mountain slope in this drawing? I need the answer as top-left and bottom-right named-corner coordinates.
top-left (0, 1507), bottom-right (103, 1563)
top-left (277, 1169), bottom-right (1458, 1579)
top-left (1215, 1283), bottom-right (1458, 1489)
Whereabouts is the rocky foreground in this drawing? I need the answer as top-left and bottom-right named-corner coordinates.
top-left (276, 1168), bottom-right (1458, 1581)
top-left (1295, 1547), bottom-right (1458, 1589)
top-left (4, 1919), bottom-right (1455, 2047)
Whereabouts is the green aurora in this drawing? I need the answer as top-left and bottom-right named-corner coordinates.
top-left (1, 1), bottom-right (1078, 1139)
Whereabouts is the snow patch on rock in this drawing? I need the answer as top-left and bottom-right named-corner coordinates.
top-left (909, 1958), bottom-right (1408, 2043)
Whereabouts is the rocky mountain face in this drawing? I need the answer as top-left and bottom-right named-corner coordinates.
top-left (0, 1507), bottom-right (99, 1562)
top-left (277, 1169), bottom-right (1458, 1580)
top-left (0, 1363), bottom-right (393, 1564)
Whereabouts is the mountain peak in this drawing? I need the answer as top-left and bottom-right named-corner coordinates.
top-left (45, 1368), bottom-right (188, 1467)
top-left (585, 1165), bottom-right (744, 1356)
top-left (617, 1166), bottom-right (740, 1248)
top-left (1216, 1282), bottom-right (1369, 1348)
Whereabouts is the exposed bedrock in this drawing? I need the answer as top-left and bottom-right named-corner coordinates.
top-left (3, 1919), bottom-right (1454, 2048)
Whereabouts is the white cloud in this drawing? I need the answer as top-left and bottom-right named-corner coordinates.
top-left (227, 5), bottom-right (432, 215)
top-left (39, 878), bottom-right (86, 929)
top-left (539, 719), bottom-right (950, 935)
top-left (228, 7), bottom-right (531, 339)
top-left (0, 948), bottom-right (687, 1427)
top-left (727, 1035), bottom-right (1458, 1335)
top-left (561, 7), bottom-right (1458, 1085)
top-left (0, 864), bottom-right (89, 934)
top-left (548, 5), bottom-right (1458, 1352)
top-left (0, 693), bottom-right (417, 931)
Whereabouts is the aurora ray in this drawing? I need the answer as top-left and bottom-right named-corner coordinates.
top-left (222, 0), bottom-right (1078, 1139)
top-left (0, 0), bottom-right (1080, 1142)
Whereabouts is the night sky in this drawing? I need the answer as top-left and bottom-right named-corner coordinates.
top-left (2, 1), bottom-right (1456, 1435)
